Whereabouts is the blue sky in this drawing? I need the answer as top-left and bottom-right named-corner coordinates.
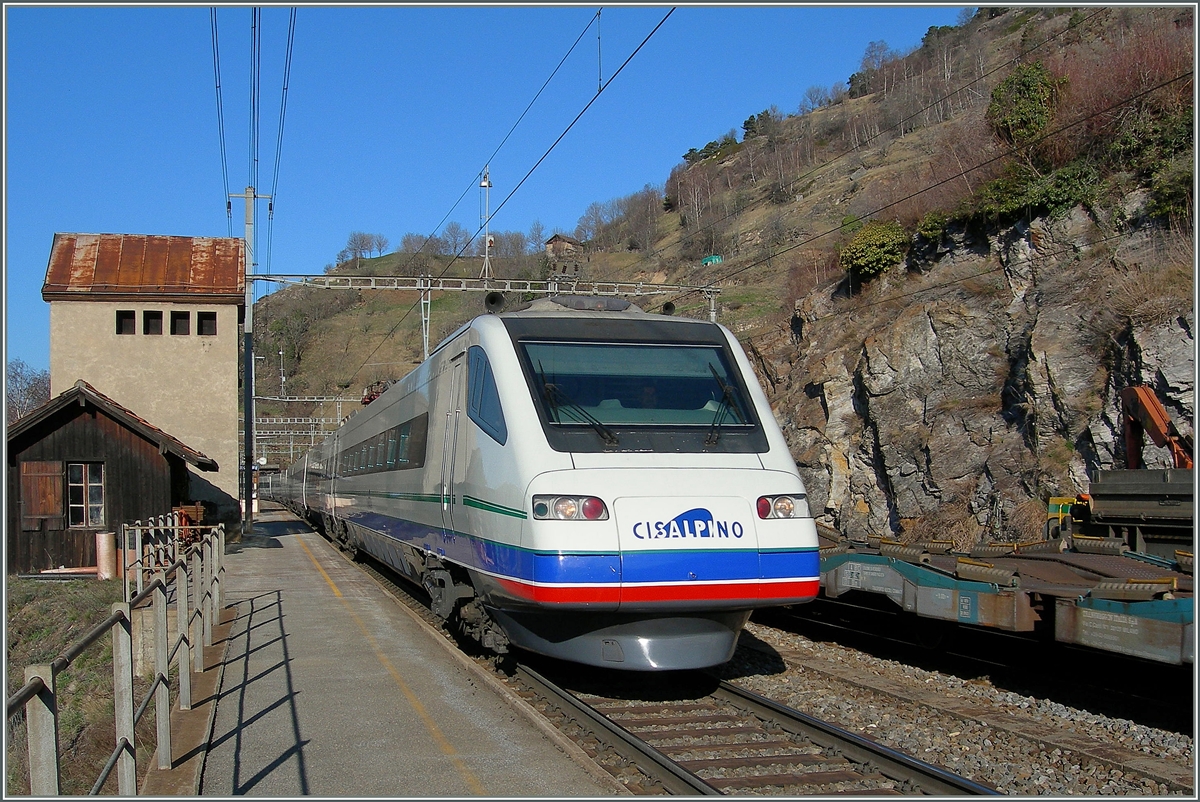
top-left (5, 3), bottom-right (970, 371)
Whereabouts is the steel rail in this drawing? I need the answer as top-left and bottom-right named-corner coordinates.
top-left (514, 663), bottom-right (720, 795)
top-left (712, 680), bottom-right (1001, 795)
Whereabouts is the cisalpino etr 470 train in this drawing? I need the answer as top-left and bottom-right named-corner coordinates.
top-left (265, 294), bottom-right (820, 670)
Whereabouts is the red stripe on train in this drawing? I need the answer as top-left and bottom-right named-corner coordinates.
top-left (494, 578), bottom-right (819, 605)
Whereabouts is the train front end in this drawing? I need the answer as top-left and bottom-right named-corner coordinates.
top-left (484, 300), bottom-right (820, 670)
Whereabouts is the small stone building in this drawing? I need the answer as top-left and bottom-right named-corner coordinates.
top-left (6, 380), bottom-right (217, 574)
top-left (545, 233), bottom-right (585, 277)
top-left (42, 233), bottom-right (244, 521)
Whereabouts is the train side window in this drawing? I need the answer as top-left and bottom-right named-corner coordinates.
top-left (386, 432), bottom-right (397, 467)
top-left (397, 429), bottom-right (410, 464)
top-left (467, 346), bottom-right (507, 445)
top-left (401, 414), bottom-right (427, 469)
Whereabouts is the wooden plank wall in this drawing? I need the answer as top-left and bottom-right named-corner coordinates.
top-left (7, 405), bottom-right (174, 574)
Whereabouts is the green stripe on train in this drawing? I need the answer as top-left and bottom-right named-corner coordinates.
top-left (463, 495), bottom-right (528, 519)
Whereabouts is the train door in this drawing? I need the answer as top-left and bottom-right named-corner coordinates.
top-left (324, 431), bottom-right (341, 520)
top-left (300, 453), bottom-right (309, 510)
top-left (440, 350), bottom-right (469, 534)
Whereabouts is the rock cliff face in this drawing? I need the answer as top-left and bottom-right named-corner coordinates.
top-left (757, 205), bottom-right (1193, 546)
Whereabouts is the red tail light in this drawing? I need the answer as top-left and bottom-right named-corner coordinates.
top-left (582, 497), bottom-right (606, 520)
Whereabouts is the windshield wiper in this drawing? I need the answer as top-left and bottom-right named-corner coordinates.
top-left (706, 364), bottom-right (746, 446)
top-left (538, 362), bottom-right (619, 447)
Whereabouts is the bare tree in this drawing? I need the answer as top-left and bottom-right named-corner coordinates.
top-left (370, 234), bottom-right (390, 256)
top-left (7, 358), bottom-right (50, 423)
top-left (426, 235), bottom-right (449, 257)
top-left (800, 85), bottom-right (831, 113)
top-left (574, 201), bottom-right (608, 243)
top-left (527, 220), bottom-right (546, 253)
top-left (861, 40), bottom-right (892, 72)
top-left (442, 221), bottom-right (470, 255)
top-left (345, 231), bottom-right (373, 268)
top-left (494, 231), bottom-right (528, 259)
top-left (399, 233), bottom-right (427, 253)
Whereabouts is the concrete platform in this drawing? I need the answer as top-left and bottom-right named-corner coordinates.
top-left (144, 506), bottom-right (623, 797)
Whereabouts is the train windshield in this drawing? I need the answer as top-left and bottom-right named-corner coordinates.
top-left (520, 341), bottom-right (756, 432)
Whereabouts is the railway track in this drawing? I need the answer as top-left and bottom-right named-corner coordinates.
top-left (350, 548), bottom-right (996, 795)
top-left (756, 598), bottom-right (1195, 735)
top-left (512, 661), bottom-right (999, 795)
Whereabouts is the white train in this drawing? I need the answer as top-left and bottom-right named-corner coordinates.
top-left (265, 295), bottom-right (820, 670)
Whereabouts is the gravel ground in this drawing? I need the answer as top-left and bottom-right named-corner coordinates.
top-left (717, 622), bottom-right (1195, 796)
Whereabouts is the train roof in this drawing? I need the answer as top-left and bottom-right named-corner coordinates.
top-left (498, 294), bottom-right (713, 322)
top-left (425, 295), bottom-right (721, 362)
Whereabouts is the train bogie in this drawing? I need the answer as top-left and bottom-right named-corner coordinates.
top-left (264, 296), bottom-right (820, 670)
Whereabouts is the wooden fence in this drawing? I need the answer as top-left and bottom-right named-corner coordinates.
top-left (6, 522), bottom-right (225, 794)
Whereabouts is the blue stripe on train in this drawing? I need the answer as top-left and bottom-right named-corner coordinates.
top-left (346, 509), bottom-right (818, 585)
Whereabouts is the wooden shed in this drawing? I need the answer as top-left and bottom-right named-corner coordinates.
top-left (545, 233), bottom-right (584, 260)
top-left (6, 380), bottom-right (217, 574)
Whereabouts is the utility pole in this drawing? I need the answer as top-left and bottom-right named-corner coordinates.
top-left (479, 166), bottom-right (493, 282)
top-left (232, 185), bottom-right (270, 538)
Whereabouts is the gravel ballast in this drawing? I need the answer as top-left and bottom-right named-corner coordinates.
top-left (716, 623), bottom-right (1195, 795)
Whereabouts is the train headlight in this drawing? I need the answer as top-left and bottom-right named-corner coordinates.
top-left (533, 495), bottom-right (609, 520)
top-left (554, 497), bottom-right (579, 519)
top-left (757, 494), bottom-right (805, 519)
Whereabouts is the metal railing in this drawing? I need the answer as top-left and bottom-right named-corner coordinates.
top-left (6, 523), bottom-right (226, 795)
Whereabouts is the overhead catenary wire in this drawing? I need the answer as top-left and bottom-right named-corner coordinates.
top-left (249, 7), bottom-right (262, 199)
top-left (615, 7), bottom-right (1110, 287)
top-left (342, 7), bottom-right (675, 388)
top-left (391, 7), bottom-right (604, 278)
top-left (210, 8), bottom-right (233, 237)
top-left (264, 7), bottom-right (298, 280)
top-left (438, 7), bottom-right (676, 279)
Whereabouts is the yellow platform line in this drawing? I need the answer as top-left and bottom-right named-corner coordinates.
top-left (296, 535), bottom-right (487, 796)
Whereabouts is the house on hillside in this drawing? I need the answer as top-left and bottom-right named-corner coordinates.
top-left (545, 233), bottom-right (583, 260)
top-left (545, 233), bottom-right (586, 278)
top-left (42, 232), bottom-right (244, 521)
top-left (6, 380), bottom-right (217, 574)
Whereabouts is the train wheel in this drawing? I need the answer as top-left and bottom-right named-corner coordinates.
top-left (907, 616), bottom-right (957, 650)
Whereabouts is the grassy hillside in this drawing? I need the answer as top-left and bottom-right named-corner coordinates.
top-left (249, 6), bottom-right (1193, 472)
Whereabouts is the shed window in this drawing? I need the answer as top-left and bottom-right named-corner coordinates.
top-left (170, 311), bottom-right (190, 335)
top-left (197, 311), bottom-right (217, 336)
top-left (116, 310), bottom-right (136, 335)
top-left (67, 463), bottom-right (105, 528)
top-left (143, 310), bottom-right (163, 335)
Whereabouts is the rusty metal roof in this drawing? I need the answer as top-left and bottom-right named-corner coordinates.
top-left (42, 233), bottom-right (244, 302)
